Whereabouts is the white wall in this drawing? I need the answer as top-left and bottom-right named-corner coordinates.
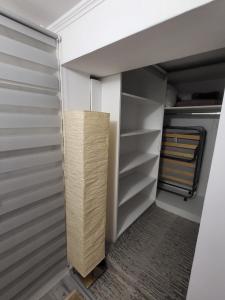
top-left (90, 78), bottom-right (102, 111)
top-left (50, 0), bottom-right (213, 65)
top-left (61, 67), bottom-right (90, 110)
top-left (187, 99), bottom-right (225, 299)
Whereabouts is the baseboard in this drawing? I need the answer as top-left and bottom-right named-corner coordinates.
top-left (156, 199), bottom-right (201, 223)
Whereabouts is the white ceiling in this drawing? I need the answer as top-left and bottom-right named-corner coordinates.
top-left (160, 48), bottom-right (225, 72)
top-left (0, 0), bottom-right (82, 27)
top-left (65, 1), bottom-right (225, 77)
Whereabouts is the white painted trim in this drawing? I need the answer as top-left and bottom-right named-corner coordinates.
top-left (156, 199), bottom-right (201, 223)
top-left (0, 8), bottom-right (58, 39)
top-left (48, 0), bottom-right (106, 33)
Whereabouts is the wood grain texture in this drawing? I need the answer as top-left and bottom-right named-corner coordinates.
top-left (160, 158), bottom-right (196, 168)
top-left (64, 111), bottom-right (110, 277)
top-left (162, 141), bottom-right (198, 150)
top-left (160, 175), bottom-right (193, 186)
top-left (160, 167), bottom-right (194, 177)
top-left (163, 133), bottom-right (200, 141)
top-left (161, 150), bottom-right (194, 159)
top-left (65, 290), bottom-right (84, 300)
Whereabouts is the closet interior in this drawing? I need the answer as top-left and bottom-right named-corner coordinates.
top-left (101, 48), bottom-right (224, 242)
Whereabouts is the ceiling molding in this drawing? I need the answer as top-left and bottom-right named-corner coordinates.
top-left (48, 0), bottom-right (105, 33)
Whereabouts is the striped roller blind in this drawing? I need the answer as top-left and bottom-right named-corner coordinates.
top-left (0, 14), bottom-right (66, 300)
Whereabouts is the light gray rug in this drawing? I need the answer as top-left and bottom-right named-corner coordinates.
top-left (90, 205), bottom-right (199, 300)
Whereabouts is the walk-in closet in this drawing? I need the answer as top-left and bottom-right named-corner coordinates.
top-left (45, 42), bottom-right (225, 299)
top-left (156, 50), bottom-right (223, 223)
top-left (100, 48), bottom-right (222, 243)
top-left (84, 48), bottom-right (224, 299)
top-left (2, 1), bottom-right (225, 299)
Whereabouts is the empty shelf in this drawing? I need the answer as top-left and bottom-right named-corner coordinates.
top-left (165, 105), bottom-right (221, 114)
top-left (117, 193), bottom-right (153, 238)
top-left (120, 129), bottom-right (160, 137)
top-left (119, 152), bottom-right (157, 175)
top-left (122, 92), bottom-right (155, 105)
top-left (119, 172), bottom-right (155, 207)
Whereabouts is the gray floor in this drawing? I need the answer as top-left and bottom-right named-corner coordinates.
top-left (42, 205), bottom-right (199, 300)
top-left (90, 205), bottom-right (199, 300)
top-left (39, 272), bottom-right (90, 300)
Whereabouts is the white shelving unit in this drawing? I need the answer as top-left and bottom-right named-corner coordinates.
top-left (122, 92), bottom-right (156, 105)
top-left (119, 152), bottom-right (158, 175)
top-left (120, 129), bottom-right (160, 137)
top-left (102, 68), bottom-right (167, 242)
top-left (117, 192), bottom-right (153, 238)
top-left (119, 172), bottom-right (156, 206)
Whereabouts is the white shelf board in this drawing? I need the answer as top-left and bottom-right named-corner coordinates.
top-left (120, 129), bottom-right (160, 137)
top-left (165, 105), bottom-right (222, 114)
top-left (119, 172), bottom-right (155, 207)
top-left (119, 152), bottom-right (157, 175)
top-left (117, 193), bottom-right (154, 238)
top-left (122, 92), bottom-right (156, 105)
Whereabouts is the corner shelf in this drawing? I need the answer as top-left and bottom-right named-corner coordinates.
top-left (120, 129), bottom-right (160, 137)
top-left (119, 152), bottom-right (158, 175)
top-left (165, 105), bottom-right (221, 114)
top-left (119, 172), bottom-right (155, 207)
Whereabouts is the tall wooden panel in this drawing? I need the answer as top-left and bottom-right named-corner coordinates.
top-left (64, 111), bottom-right (110, 277)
